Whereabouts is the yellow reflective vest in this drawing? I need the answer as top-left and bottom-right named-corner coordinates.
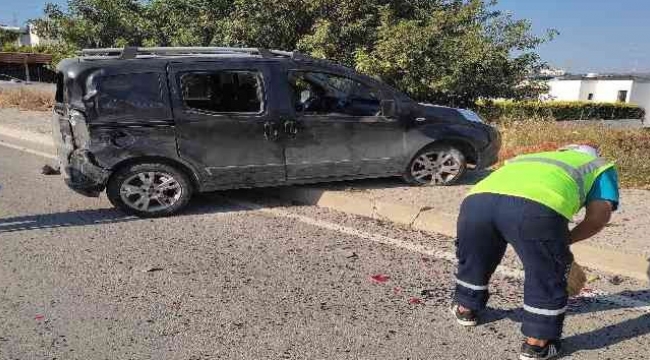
top-left (469, 150), bottom-right (614, 219)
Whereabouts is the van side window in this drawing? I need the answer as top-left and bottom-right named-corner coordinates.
top-left (288, 71), bottom-right (380, 116)
top-left (97, 73), bottom-right (167, 120)
top-left (180, 71), bottom-right (264, 113)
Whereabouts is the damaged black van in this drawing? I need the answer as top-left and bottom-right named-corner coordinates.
top-left (53, 47), bottom-right (500, 217)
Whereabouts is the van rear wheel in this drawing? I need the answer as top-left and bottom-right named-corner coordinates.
top-left (107, 163), bottom-right (193, 217)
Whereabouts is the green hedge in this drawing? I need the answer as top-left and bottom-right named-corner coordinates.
top-left (476, 101), bottom-right (646, 122)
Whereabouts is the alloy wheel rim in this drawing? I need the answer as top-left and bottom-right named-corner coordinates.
top-left (410, 150), bottom-right (462, 185)
top-left (120, 171), bottom-right (182, 212)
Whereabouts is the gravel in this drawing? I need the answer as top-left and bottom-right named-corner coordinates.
top-left (0, 108), bottom-right (53, 136)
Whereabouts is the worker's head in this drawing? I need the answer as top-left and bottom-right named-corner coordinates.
top-left (558, 144), bottom-right (600, 157)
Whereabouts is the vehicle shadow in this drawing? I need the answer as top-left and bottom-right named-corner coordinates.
top-left (0, 208), bottom-right (138, 233)
top-left (456, 169), bottom-right (492, 185)
top-left (480, 289), bottom-right (650, 357)
top-left (0, 192), bottom-right (256, 234)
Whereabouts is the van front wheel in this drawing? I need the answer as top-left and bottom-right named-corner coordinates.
top-left (403, 145), bottom-right (466, 186)
top-left (107, 163), bottom-right (193, 217)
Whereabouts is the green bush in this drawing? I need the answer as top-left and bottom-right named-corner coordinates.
top-left (476, 100), bottom-right (645, 123)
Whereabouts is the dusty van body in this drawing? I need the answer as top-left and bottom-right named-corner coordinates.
top-left (52, 47), bottom-right (500, 217)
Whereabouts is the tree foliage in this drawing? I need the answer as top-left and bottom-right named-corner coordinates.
top-left (0, 28), bottom-right (20, 47)
top-left (31, 0), bottom-right (556, 107)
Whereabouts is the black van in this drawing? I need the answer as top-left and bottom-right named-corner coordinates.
top-left (53, 47), bottom-right (500, 217)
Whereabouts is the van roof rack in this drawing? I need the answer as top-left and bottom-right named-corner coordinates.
top-left (79, 46), bottom-right (307, 60)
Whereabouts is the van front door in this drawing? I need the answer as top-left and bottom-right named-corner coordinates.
top-left (169, 61), bottom-right (286, 189)
top-left (282, 70), bottom-right (405, 180)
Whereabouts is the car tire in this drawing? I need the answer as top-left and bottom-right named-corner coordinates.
top-left (107, 163), bottom-right (193, 218)
top-left (403, 144), bottom-right (467, 186)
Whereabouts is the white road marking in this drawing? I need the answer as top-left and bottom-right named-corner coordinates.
top-left (231, 198), bottom-right (650, 314)
top-left (0, 140), bottom-right (57, 160)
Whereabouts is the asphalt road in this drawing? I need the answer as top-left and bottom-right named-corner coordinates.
top-left (1, 145), bottom-right (650, 360)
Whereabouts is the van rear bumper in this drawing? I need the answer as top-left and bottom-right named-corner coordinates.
top-left (62, 150), bottom-right (109, 197)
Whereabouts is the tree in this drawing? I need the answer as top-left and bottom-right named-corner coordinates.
top-left (31, 0), bottom-right (556, 107)
top-left (0, 28), bottom-right (20, 47)
top-left (354, 1), bottom-right (557, 107)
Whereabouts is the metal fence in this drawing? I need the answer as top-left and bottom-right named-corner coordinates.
top-left (0, 64), bottom-right (56, 83)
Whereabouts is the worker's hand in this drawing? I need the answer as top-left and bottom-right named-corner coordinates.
top-left (569, 200), bottom-right (613, 244)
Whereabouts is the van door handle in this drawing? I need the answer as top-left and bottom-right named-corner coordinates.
top-left (263, 122), bottom-right (279, 141)
top-left (284, 120), bottom-right (298, 138)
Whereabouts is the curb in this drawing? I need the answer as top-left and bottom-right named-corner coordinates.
top-left (268, 187), bottom-right (650, 281)
top-left (1, 125), bottom-right (648, 281)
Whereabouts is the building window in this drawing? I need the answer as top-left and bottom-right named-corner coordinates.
top-left (180, 71), bottom-right (264, 113)
top-left (617, 90), bottom-right (628, 103)
top-left (587, 93), bottom-right (594, 101)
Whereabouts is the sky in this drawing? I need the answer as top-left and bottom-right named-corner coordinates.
top-left (1, 0), bottom-right (649, 73)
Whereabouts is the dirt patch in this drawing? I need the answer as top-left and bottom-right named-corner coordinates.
top-left (0, 86), bottom-right (55, 112)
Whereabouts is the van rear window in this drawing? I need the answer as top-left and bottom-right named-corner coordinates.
top-left (96, 73), bottom-right (169, 121)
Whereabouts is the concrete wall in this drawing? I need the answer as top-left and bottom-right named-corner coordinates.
top-left (630, 82), bottom-right (650, 120)
top-left (547, 79), bottom-right (635, 103)
top-left (17, 25), bottom-right (41, 47)
top-left (578, 80), bottom-right (598, 101)
top-left (593, 80), bottom-right (634, 103)
top-left (547, 79), bottom-right (582, 100)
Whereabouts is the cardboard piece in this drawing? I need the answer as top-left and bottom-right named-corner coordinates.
top-left (567, 261), bottom-right (587, 297)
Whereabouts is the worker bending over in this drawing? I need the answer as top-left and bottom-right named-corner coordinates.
top-left (451, 144), bottom-right (619, 360)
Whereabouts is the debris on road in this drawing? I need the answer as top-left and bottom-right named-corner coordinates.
top-left (609, 275), bottom-right (624, 285)
top-left (41, 164), bottom-right (60, 175)
top-left (567, 288), bottom-right (609, 311)
top-left (587, 274), bottom-right (600, 283)
top-left (370, 274), bottom-right (390, 283)
top-left (408, 297), bottom-right (424, 305)
top-left (142, 266), bottom-right (164, 273)
top-left (346, 251), bottom-right (359, 260)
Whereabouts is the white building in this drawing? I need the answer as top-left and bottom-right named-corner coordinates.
top-left (546, 74), bottom-right (650, 114)
top-left (539, 68), bottom-right (566, 77)
top-left (0, 23), bottom-right (47, 47)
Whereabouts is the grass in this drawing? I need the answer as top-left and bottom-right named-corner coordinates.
top-left (0, 87), bottom-right (54, 112)
top-left (497, 121), bottom-right (650, 189)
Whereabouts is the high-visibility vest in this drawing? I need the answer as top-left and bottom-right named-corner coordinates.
top-left (469, 150), bottom-right (615, 219)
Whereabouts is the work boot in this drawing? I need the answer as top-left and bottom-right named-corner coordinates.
top-left (520, 339), bottom-right (562, 360)
top-left (450, 303), bottom-right (478, 326)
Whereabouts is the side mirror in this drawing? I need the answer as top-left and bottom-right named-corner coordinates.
top-left (381, 99), bottom-right (396, 117)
